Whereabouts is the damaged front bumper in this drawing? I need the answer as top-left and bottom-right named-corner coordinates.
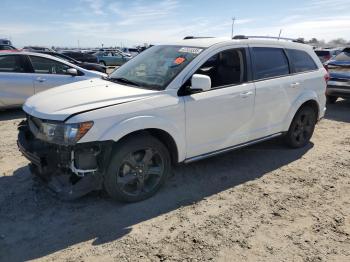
top-left (17, 120), bottom-right (112, 200)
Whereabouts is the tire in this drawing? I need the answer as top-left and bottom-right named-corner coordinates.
top-left (104, 134), bottom-right (171, 202)
top-left (99, 61), bottom-right (106, 66)
top-left (326, 95), bottom-right (338, 104)
top-left (285, 106), bottom-right (317, 148)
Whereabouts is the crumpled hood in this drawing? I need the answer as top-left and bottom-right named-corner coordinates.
top-left (23, 78), bottom-right (159, 121)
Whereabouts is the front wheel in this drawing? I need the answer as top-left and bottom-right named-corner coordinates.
top-left (285, 106), bottom-right (317, 148)
top-left (104, 135), bottom-right (171, 202)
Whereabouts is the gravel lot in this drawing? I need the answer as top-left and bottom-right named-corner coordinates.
top-left (0, 100), bottom-right (349, 262)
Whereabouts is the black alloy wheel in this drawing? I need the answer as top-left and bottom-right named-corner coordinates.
top-left (104, 135), bottom-right (171, 202)
top-left (285, 106), bottom-right (317, 148)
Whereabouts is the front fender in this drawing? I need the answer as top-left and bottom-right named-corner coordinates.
top-left (98, 115), bottom-right (186, 162)
top-left (282, 90), bottom-right (320, 131)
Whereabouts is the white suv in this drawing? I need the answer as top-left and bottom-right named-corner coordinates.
top-left (18, 36), bottom-right (328, 202)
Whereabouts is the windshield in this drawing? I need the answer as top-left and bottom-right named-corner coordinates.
top-left (333, 48), bottom-right (350, 61)
top-left (109, 45), bottom-right (204, 90)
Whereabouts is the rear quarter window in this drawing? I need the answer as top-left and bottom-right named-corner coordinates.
top-left (286, 49), bottom-right (318, 73)
top-left (251, 47), bottom-right (290, 80)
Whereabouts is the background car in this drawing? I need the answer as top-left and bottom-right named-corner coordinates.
top-left (0, 52), bottom-right (106, 109)
top-left (60, 51), bottom-right (98, 63)
top-left (122, 47), bottom-right (140, 57)
top-left (0, 45), bottom-right (18, 52)
top-left (94, 51), bottom-right (131, 66)
top-left (0, 39), bottom-right (12, 45)
top-left (315, 48), bottom-right (343, 63)
top-left (36, 51), bottom-right (106, 73)
top-left (22, 46), bottom-right (55, 52)
top-left (325, 47), bottom-right (350, 103)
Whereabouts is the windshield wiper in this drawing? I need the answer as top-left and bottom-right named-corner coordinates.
top-left (108, 77), bottom-right (140, 87)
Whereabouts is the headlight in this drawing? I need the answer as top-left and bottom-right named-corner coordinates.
top-left (39, 121), bottom-right (94, 145)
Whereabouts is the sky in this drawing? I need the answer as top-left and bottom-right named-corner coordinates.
top-left (1, 0), bottom-right (350, 48)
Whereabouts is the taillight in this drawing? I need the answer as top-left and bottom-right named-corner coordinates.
top-left (324, 65), bottom-right (330, 83)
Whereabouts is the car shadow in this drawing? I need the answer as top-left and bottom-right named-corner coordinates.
top-left (325, 99), bottom-right (350, 123)
top-left (0, 108), bottom-right (25, 121)
top-left (0, 138), bottom-right (313, 261)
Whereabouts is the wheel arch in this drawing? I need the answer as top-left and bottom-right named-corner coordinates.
top-left (114, 128), bottom-right (179, 164)
top-left (283, 91), bottom-right (321, 131)
top-left (95, 116), bottom-right (186, 163)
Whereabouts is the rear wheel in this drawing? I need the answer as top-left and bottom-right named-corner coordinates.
top-left (285, 106), bottom-right (317, 148)
top-left (326, 95), bottom-right (338, 104)
top-left (104, 135), bottom-right (171, 202)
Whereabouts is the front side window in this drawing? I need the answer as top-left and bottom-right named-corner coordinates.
top-left (0, 55), bottom-right (26, 73)
top-left (109, 45), bottom-right (204, 90)
top-left (193, 48), bottom-right (247, 88)
top-left (252, 47), bottom-right (289, 80)
top-left (29, 56), bottom-right (71, 75)
top-left (286, 49), bottom-right (318, 73)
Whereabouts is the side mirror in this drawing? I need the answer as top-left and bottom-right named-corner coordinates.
top-left (67, 68), bottom-right (78, 76)
top-left (190, 74), bottom-right (211, 92)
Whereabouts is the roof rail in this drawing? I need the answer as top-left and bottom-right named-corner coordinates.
top-left (183, 36), bottom-right (215, 40)
top-left (232, 35), bottom-right (305, 43)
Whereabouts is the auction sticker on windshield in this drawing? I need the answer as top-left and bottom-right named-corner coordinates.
top-left (178, 47), bottom-right (203, 54)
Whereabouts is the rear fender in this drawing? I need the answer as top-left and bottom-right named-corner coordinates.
top-left (282, 90), bottom-right (320, 131)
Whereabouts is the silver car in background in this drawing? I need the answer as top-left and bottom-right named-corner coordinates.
top-left (0, 52), bottom-right (106, 109)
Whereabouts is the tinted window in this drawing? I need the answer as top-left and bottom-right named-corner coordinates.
top-left (194, 48), bottom-right (247, 88)
top-left (252, 47), bottom-right (289, 80)
top-left (287, 49), bottom-right (318, 73)
top-left (0, 55), bottom-right (26, 73)
top-left (29, 56), bottom-right (71, 74)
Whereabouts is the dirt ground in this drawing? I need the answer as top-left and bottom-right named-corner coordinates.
top-left (0, 100), bottom-right (349, 262)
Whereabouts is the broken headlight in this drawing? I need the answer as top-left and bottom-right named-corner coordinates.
top-left (38, 121), bottom-right (94, 145)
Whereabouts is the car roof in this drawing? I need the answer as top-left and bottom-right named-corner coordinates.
top-left (170, 37), bottom-right (311, 51)
top-left (0, 51), bottom-right (85, 68)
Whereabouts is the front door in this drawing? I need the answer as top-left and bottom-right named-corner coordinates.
top-left (28, 55), bottom-right (82, 94)
top-left (183, 48), bottom-right (255, 158)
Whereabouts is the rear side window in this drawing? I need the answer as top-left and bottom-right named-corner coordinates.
top-left (251, 47), bottom-right (289, 80)
top-left (286, 49), bottom-right (318, 73)
top-left (0, 55), bottom-right (26, 73)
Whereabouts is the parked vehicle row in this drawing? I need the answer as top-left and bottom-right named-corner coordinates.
top-left (17, 36), bottom-right (327, 202)
top-left (36, 51), bottom-right (107, 73)
top-left (0, 52), bottom-right (106, 108)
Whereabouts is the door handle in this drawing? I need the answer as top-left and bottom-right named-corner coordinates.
top-left (240, 91), bottom-right (253, 98)
top-left (290, 82), bottom-right (300, 88)
top-left (36, 77), bottom-right (46, 82)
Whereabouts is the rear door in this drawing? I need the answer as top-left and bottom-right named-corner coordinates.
top-left (28, 55), bottom-right (83, 94)
top-left (0, 54), bottom-right (34, 107)
top-left (249, 46), bottom-right (292, 138)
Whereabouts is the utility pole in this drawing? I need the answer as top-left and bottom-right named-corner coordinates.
top-left (231, 17), bottom-right (236, 39)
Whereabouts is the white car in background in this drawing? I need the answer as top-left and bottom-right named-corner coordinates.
top-left (18, 36), bottom-right (327, 202)
top-left (0, 52), bottom-right (106, 109)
